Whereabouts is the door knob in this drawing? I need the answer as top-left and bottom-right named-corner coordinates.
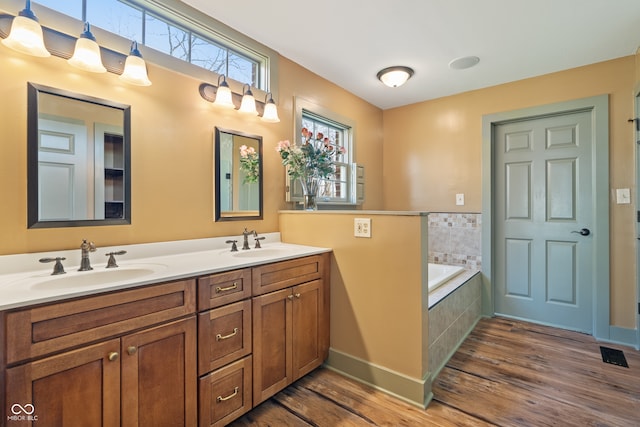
top-left (571, 228), bottom-right (591, 236)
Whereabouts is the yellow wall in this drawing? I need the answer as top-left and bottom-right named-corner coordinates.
top-left (279, 212), bottom-right (428, 381)
top-left (0, 50), bottom-right (383, 255)
top-left (382, 56), bottom-right (637, 329)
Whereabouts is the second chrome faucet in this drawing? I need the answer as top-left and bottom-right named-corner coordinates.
top-left (242, 228), bottom-right (257, 250)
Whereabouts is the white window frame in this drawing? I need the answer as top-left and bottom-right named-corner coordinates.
top-left (287, 97), bottom-right (362, 207)
top-left (27, 0), bottom-right (278, 97)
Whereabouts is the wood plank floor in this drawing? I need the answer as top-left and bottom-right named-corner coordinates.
top-left (230, 317), bottom-right (640, 426)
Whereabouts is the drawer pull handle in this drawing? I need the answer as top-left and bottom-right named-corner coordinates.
top-left (108, 352), bottom-right (119, 362)
top-left (215, 282), bottom-right (238, 293)
top-left (127, 346), bottom-right (137, 355)
top-left (216, 387), bottom-right (239, 402)
top-left (216, 328), bottom-right (238, 341)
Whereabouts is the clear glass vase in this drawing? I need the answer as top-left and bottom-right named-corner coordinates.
top-left (299, 177), bottom-right (319, 211)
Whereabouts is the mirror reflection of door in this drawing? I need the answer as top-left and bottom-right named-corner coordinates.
top-left (38, 118), bottom-right (89, 221)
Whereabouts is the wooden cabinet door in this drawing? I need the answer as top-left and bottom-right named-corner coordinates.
top-left (252, 287), bottom-right (292, 405)
top-left (121, 316), bottom-right (197, 427)
top-left (292, 279), bottom-right (324, 381)
top-left (5, 339), bottom-right (121, 427)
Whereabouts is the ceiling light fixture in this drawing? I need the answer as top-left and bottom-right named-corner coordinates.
top-left (1, 0), bottom-right (50, 57)
top-left (68, 22), bottom-right (106, 73)
top-left (377, 66), bottom-right (414, 88)
top-left (119, 41), bottom-right (152, 86)
top-left (238, 83), bottom-right (258, 115)
top-left (261, 92), bottom-right (280, 123)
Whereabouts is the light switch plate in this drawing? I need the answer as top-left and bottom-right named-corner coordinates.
top-left (354, 218), bottom-right (371, 238)
top-left (616, 188), bottom-right (631, 204)
top-left (456, 193), bottom-right (465, 206)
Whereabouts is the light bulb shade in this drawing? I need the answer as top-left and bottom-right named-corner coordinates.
top-left (377, 66), bottom-right (414, 88)
top-left (212, 76), bottom-right (235, 108)
top-left (238, 85), bottom-right (258, 115)
top-left (2, 14), bottom-right (50, 57)
top-left (68, 37), bottom-right (106, 73)
top-left (68, 23), bottom-right (105, 73)
top-left (119, 42), bottom-right (151, 86)
top-left (120, 55), bottom-right (151, 86)
top-left (261, 95), bottom-right (280, 123)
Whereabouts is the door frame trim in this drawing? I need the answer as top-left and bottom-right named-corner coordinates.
top-left (481, 95), bottom-right (610, 340)
top-left (635, 86), bottom-right (640, 350)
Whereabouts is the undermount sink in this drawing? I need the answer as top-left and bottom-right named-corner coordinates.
top-left (26, 264), bottom-right (167, 290)
top-left (230, 247), bottom-right (289, 258)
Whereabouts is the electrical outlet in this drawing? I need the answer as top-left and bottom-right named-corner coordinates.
top-left (354, 218), bottom-right (371, 238)
top-left (456, 193), bottom-right (465, 206)
top-left (616, 188), bottom-right (631, 204)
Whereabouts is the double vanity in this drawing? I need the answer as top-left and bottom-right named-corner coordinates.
top-left (0, 233), bottom-right (330, 426)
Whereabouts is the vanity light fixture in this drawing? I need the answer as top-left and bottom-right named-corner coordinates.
top-left (119, 41), bottom-right (152, 86)
top-left (198, 80), bottom-right (279, 124)
top-left (1, 0), bottom-right (50, 57)
top-left (212, 74), bottom-right (235, 108)
top-left (238, 83), bottom-right (258, 115)
top-left (376, 66), bottom-right (414, 88)
top-left (68, 22), bottom-right (106, 73)
top-left (260, 92), bottom-right (280, 123)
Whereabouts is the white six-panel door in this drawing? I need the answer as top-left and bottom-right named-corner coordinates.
top-left (494, 110), bottom-right (593, 333)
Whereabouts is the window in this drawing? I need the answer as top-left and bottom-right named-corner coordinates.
top-left (33, 0), bottom-right (268, 90)
top-left (290, 98), bottom-right (362, 206)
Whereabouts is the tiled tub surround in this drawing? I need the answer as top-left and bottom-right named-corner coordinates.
top-left (428, 272), bottom-right (482, 378)
top-left (428, 212), bottom-right (481, 270)
top-left (427, 212), bottom-right (482, 383)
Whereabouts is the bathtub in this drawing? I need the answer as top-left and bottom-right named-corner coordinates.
top-left (428, 263), bottom-right (465, 292)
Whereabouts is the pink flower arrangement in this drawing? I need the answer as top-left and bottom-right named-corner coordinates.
top-left (276, 128), bottom-right (346, 181)
top-left (239, 144), bottom-right (259, 183)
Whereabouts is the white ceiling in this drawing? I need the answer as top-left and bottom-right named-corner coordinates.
top-left (183, 0), bottom-right (640, 110)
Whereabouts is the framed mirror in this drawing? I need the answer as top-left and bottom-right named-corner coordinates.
top-left (215, 127), bottom-right (263, 221)
top-left (27, 83), bottom-right (131, 228)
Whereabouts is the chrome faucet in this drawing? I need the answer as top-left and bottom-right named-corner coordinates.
top-left (79, 239), bottom-right (97, 271)
top-left (242, 228), bottom-right (257, 250)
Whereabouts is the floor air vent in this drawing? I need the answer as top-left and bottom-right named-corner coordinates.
top-left (600, 346), bottom-right (629, 368)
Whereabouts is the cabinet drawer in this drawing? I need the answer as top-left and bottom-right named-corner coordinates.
top-left (252, 254), bottom-right (326, 295)
top-left (198, 355), bottom-right (252, 427)
top-left (5, 279), bottom-right (196, 365)
top-left (198, 299), bottom-right (251, 375)
top-left (197, 269), bottom-right (252, 310)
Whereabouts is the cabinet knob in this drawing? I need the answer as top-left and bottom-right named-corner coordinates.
top-left (294, 293), bottom-right (301, 298)
top-left (108, 352), bottom-right (119, 362)
top-left (127, 346), bottom-right (137, 355)
top-left (287, 294), bottom-right (294, 300)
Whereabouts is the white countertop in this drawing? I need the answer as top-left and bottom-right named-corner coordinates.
top-left (0, 233), bottom-right (331, 311)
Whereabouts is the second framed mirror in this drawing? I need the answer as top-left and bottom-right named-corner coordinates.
top-left (215, 127), bottom-right (263, 221)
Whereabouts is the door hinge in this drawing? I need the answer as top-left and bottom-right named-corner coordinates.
top-left (638, 302), bottom-right (640, 315)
